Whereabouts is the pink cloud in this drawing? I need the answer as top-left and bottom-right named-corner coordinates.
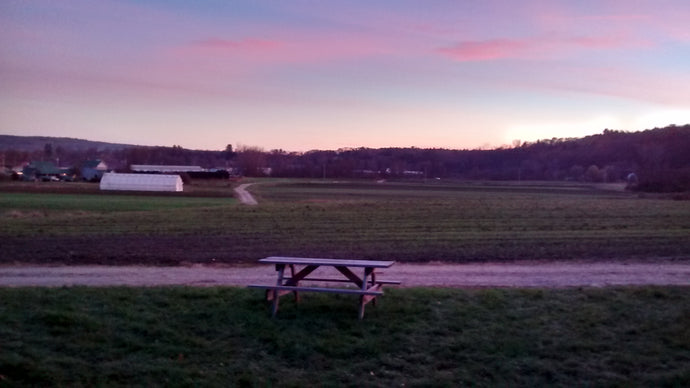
top-left (479, 60), bottom-right (690, 107)
top-left (535, 3), bottom-right (690, 44)
top-left (555, 65), bottom-right (690, 107)
top-left (565, 35), bottom-right (651, 49)
top-left (578, 13), bottom-right (649, 22)
top-left (438, 34), bottom-right (647, 62)
top-left (537, 10), bottom-right (650, 27)
top-left (169, 37), bottom-right (285, 65)
top-left (190, 38), bottom-right (281, 51)
top-left (170, 32), bottom-right (391, 68)
top-left (437, 39), bottom-right (529, 61)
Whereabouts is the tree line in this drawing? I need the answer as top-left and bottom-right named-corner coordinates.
top-left (2, 125), bottom-right (689, 192)
top-left (236, 125), bottom-right (690, 192)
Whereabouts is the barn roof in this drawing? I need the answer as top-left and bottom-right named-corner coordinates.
top-left (130, 165), bottom-right (204, 173)
top-left (26, 161), bottom-right (61, 174)
top-left (100, 172), bottom-right (183, 192)
top-left (82, 159), bottom-right (106, 169)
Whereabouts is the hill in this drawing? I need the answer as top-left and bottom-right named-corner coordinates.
top-left (0, 135), bottom-right (134, 152)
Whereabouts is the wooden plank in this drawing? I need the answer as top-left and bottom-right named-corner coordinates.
top-left (260, 256), bottom-right (395, 268)
top-left (362, 284), bottom-right (383, 305)
top-left (375, 280), bottom-right (402, 285)
top-left (283, 265), bottom-right (319, 286)
top-left (248, 284), bottom-right (383, 296)
top-left (271, 264), bottom-right (285, 317)
top-left (264, 289), bottom-right (293, 301)
top-left (334, 266), bottom-right (364, 288)
top-left (283, 277), bottom-right (352, 283)
top-left (358, 267), bottom-right (373, 319)
top-left (283, 277), bottom-right (401, 285)
top-left (289, 264), bottom-right (300, 303)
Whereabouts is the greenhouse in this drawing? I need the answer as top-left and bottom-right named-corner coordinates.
top-left (99, 173), bottom-right (183, 192)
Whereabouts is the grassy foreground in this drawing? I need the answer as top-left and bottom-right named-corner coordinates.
top-left (1, 286), bottom-right (688, 386)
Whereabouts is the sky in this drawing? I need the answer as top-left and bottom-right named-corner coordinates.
top-left (1, 0), bottom-right (690, 152)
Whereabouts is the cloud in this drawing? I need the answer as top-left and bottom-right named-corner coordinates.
top-left (170, 37), bottom-right (285, 65)
top-left (437, 34), bottom-right (648, 62)
top-left (171, 31), bottom-right (391, 68)
top-left (437, 39), bottom-right (528, 61)
top-left (555, 66), bottom-right (690, 107)
top-left (564, 35), bottom-right (639, 49)
top-left (189, 38), bottom-right (282, 51)
top-left (485, 61), bottom-right (690, 107)
top-left (535, 4), bottom-right (690, 43)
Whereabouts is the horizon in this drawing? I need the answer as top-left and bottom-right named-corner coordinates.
top-left (2, 125), bottom-right (687, 154)
top-left (2, 1), bottom-right (690, 152)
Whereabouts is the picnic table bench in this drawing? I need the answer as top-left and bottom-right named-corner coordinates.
top-left (248, 256), bottom-right (400, 319)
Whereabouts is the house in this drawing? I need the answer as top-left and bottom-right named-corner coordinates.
top-left (81, 160), bottom-right (108, 181)
top-left (22, 161), bottom-right (62, 181)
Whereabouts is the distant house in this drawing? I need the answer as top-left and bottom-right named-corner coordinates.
top-left (403, 170), bottom-right (424, 177)
top-left (100, 172), bottom-right (183, 192)
top-left (81, 160), bottom-right (108, 181)
top-left (9, 163), bottom-right (26, 180)
top-left (22, 161), bottom-right (62, 181)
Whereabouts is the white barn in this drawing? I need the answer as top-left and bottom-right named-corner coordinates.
top-left (100, 173), bottom-right (183, 192)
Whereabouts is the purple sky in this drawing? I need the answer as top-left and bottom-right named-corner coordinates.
top-left (2, 0), bottom-right (689, 151)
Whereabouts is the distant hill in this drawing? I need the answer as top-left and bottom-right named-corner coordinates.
top-left (0, 135), bottom-right (135, 152)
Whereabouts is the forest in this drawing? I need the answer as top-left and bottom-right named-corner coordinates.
top-left (2, 124), bottom-right (689, 192)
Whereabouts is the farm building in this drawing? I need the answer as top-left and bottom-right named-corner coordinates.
top-left (81, 159), bottom-right (108, 181)
top-left (22, 161), bottom-right (64, 181)
top-left (130, 165), bottom-right (204, 173)
top-left (130, 164), bottom-right (231, 179)
top-left (100, 173), bottom-right (183, 192)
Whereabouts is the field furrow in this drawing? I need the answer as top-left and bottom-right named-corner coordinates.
top-left (1, 181), bottom-right (688, 264)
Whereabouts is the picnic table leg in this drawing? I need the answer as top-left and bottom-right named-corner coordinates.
top-left (371, 271), bottom-right (377, 307)
top-left (290, 264), bottom-right (300, 304)
top-left (358, 267), bottom-right (374, 320)
top-left (272, 264), bottom-right (286, 317)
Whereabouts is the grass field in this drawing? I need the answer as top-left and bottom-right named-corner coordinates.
top-left (1, 286), bottom-right (688, 386)
top-left (1, 179), bottom-right (689, 264)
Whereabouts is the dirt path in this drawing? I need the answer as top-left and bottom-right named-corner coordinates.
top-left (1, 261), bottom-right (688, 288)
top-left (234, 183), bottom-right (257, 205)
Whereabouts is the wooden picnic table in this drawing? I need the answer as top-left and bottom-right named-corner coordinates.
top-left (248, 256), bottom-right (399, 319)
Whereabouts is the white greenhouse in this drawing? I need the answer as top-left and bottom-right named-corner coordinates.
top-left (99, 173), bottom-right (183, 192)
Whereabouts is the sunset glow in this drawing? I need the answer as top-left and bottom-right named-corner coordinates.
top-left (1, 0), bottom-right (689, 151)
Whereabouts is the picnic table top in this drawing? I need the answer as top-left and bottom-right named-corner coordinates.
top-left (260, 256), bottom-right (396, 268)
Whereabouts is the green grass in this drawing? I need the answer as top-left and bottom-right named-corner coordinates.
top-left (1, 286), bottom-right (688, 386)
top-left (1, 180), bottom-right (689, 264)
top-left (0, 192), bottom-right (234, 213)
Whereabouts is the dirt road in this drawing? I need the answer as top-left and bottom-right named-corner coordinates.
top-left (234, 183), bottom-right (257, 205)
top-left (1, 261), bottom-right (688, 288)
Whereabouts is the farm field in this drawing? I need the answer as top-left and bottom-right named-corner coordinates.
top-left (1, 179), bottom-right (689, 264)
top-left (1, 180), bottom-right (688, 387)
top-left (1, 286), bottom-right (688, 386)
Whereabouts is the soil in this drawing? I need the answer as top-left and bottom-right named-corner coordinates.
top-left (1, 260), bottom-right (688, 288)
top-left (2, 184), bottom-right (688, 288)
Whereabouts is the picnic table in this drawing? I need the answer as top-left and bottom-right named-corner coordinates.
top-left (248, 256), bottom-right (400, 319)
